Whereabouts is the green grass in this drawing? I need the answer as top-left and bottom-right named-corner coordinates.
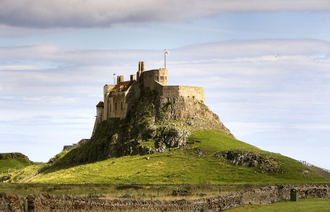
top-left (228, 198), bottom-right (330, 212)
top-left (8, 163), bottom-right (46, 183)
top-left (28, 130), bottom-right (329, 184)
top-left (0, 158), bottom-right (30, 174)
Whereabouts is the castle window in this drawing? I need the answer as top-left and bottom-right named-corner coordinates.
top-left (160, 76), bottom-right (164, 81)
top-left (121, 101), bottom-right (123, 110)
top-left (109, 103), bottom-right (111, 112)
top-left (156, 76), bottom-right (159, 81)
top-left (115, 102), bottom-right (117, 110)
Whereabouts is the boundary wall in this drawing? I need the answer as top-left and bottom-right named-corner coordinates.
top-left (3, 184), bottom-right (328, 212)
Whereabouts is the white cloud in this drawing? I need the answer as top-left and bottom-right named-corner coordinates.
top-left (0, 0), bottom-right (329, 28)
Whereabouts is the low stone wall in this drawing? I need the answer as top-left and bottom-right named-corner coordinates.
top-left (0, 193), bottom-right (22, 212)
top-left (21, 184), bottom-right (329, 212)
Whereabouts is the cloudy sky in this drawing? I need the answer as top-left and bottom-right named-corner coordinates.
top-left (1, 0), bottom-right (330, 170)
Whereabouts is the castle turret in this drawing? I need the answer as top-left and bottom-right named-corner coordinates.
top-left (92, 101), bottom-right (104, 136)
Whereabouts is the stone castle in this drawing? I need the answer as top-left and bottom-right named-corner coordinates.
top-left (92, 61), bottom-right (205, 134)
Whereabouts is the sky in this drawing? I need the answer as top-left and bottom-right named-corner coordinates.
top-left (1, 0), bottom-right (330, 170)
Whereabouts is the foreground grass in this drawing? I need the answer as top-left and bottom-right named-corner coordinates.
top-left (28, 130), bottom-right (329, 184)
top-left (228, 198), bottom-right (330, 212)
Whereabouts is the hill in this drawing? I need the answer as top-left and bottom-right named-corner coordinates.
top-left (25, 89), bottom-right (330, 184)
top-left (0, 153), bottom-right (31, 182)
top-left (29, 130), bottom-right (329, 184)
top-left (52, 90), bottom-right (234, 165)
top-left (0, 153), bottom-right (30, 173)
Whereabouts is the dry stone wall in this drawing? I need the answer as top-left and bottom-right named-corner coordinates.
top-left (0, 193), bottom-right (22, 212)
top-left (8, 184), bottom-right (326, 212)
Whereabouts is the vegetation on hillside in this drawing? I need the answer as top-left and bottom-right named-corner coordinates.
top-left (29, 130), bottom-right (329, 184)
top-left (54, 90), bottom-right (228, 165)
top-left (0, 153), bottom-right (32, 182)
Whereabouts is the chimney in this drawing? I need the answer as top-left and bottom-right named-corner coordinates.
top-left (138, 61), bottom-right (145, 72)
top-left (117, 75), bottom-right (124, 84)
top-left (130, 74), bottom-right (135, 81)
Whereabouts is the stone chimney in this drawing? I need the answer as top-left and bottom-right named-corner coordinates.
top-left (130, 74), bottom-right (136, 81)
top-left (138, 61), bottom-right (145, 72)
top-left (117, 75), bottom-right (124, 84)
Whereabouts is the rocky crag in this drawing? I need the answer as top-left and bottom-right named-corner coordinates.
top-left (0, 153), bottom-right (30, 161)
top-left (214, 150), bottom-right (287, 174)
top-left (58, 91), bottom-right (234, 164)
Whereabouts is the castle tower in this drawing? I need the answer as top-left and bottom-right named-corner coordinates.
top-left (92, 101), bottom-right (104, 136)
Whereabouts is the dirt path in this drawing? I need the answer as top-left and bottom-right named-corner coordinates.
top-left (308, 166), bottom-right (330, 180)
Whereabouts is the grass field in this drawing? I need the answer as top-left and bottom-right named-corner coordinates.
top-left (228, 198), bottom-right (330, 212)
top-left (27, 130), bottom-right (329, 184)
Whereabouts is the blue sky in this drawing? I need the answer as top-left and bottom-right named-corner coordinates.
top-left (1, 0), bottom-right (330, 170)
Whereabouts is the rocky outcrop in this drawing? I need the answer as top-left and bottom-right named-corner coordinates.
top-left (214, 150), bottom-right (287, 173)
top-left (0, 153), bottom-right (30, 162)
top-left (157, 96), bottom-right (234, 139)
top-left (59, 91), bottom-right (235, 164)
top-left (21, 184), bottom-right (330, 212)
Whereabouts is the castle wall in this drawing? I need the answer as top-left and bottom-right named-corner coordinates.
top-left (108, 92), bottom-right (128, 119)
top-left (161, 85), bottom-right (205, 103)
top-left (102, 84), bottom-right (116, 120)
top-left (92, 105), bottom-right (104, 135)
top-left (178, 86), bottom-right (205, 103)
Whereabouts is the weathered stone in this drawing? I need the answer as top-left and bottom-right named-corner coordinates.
top-left (0, 193), bottom-right (22, 212)
top-left (214, 150), bottom-right (286, 173)
top-left (20, 185), bottom-right (330, 212)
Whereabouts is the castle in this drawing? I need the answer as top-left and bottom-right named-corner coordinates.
top-left (92, 61), bottom-right (205, 135)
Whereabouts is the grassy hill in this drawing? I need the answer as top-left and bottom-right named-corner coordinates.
top-left (28, 130), bottom-right (329, 184)
top-left (0, 153), bottom-right (31, 173)
top-left (0, 153), bottom-right (32, 182)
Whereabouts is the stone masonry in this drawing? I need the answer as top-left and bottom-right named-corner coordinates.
top-left (2, 184), bottom-right (327, 212)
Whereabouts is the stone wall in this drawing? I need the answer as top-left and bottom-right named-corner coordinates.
top-left (0, 193), bottom-right (22, 212)
top-left (178, 85), bottom-right (205, 103)
top-left (160, 85), bottom-right (205, 104)
top-left (18, 184), bottom-right (329, 212)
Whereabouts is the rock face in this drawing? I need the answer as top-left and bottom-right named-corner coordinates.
top-left (60, 91), bottom-right (234, 164)
top-left (214, 150), bottom-right (287, 173)
top-left (21, 184), bottom-right (330, 212)
top-left (157, 95), bottom-right (234, 138)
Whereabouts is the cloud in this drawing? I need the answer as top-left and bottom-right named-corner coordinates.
top-left (0, 0), bottom-right (329, 28)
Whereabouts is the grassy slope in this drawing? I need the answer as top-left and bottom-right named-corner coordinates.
top-left (29, 130), bottom-right (329, 184)
top-left (0, 158), bottom-right (30, 174)
top-left (8, 163), bottom-right (46, 183)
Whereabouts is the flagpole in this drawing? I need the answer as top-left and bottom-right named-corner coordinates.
top-left (164, 49), bottom-right (170, 69)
